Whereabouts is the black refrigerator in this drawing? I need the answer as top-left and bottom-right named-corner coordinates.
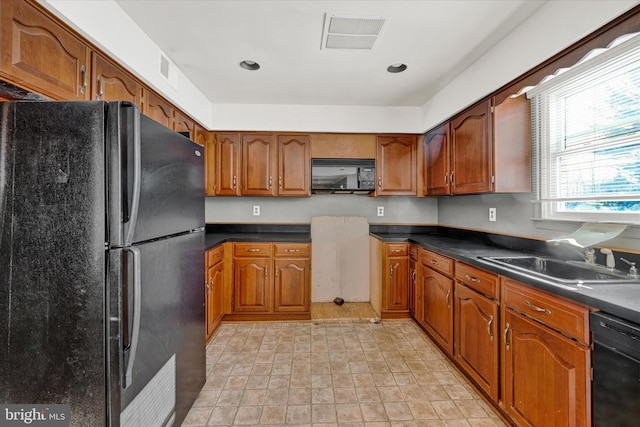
top-left (0, 101), bottom-right (206, 426)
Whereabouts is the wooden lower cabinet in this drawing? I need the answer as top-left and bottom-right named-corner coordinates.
top-left (502, 309), bottom-right (591, 427)
top-left (419, 261), bottom-right (454, 353)
top-left (229, 242), bottom-right (311, 320)
top-left (274, 257), bottom-right (310, 312)
top-left (382, 243), bottom-right (409, 316)
top-left (205, 245), bottom-right (225, 341)
top-left (501, 278), bottom-right (591, 427)
top-left (234, 256), bottom-right (271, 312)
top-left (454, 282), bottom-right (499, 402)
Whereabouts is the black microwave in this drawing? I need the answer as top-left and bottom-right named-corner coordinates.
top-left (311, 158), bottom-right (376, 194)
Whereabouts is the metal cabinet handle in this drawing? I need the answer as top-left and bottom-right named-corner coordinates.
top-left (450, 172), bottom-right (454, 185)
top-left (487, 315), bottom-right (494, 341)
top-left (504, 323), bottom-right (510, 350)
top-left (275, 268), bottom-right (279, 279)
top-left (391, 249), bottom-right (403, 253)
top-left (269, 176), bottom-right (273, 188)
top-left (97, 75), bottom-right (105, 100)
top-left (215, 252), bottom-right (222, 258)
top-left (284, 249), bottom-right (300, 253)
top-left (246, 248), bottom-right (260, 253)
top-left (445, 290), bottom-right (451, 309)
top-left (233, 176), bottom-right (237, 188)
top-left (465, 274), bottom-right (480, 283)
top-left (279, 176), bottom-right (282, 189)
top-left (378, 178), bottom-right (381, 188)
top-left (430, 259), bottom-right (438, 265)
top-left (80, 65), bottom-right (87, 94)
top-left (265, 266), bottom-right (268, 278)
top-left (444, 173), bottom-right (448, 185)
top-left (524, 300), bottom-right (551, 315)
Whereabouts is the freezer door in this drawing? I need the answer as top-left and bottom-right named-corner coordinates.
top-left (107, 103), bottom-right (204, 248)
top-left (0, 101), bottom-right (107, 425)
top-left (110, 231), bottom-right (206, 427)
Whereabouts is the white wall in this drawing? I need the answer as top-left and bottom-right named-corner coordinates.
top-left (420, 0), bottom-right (640, 131)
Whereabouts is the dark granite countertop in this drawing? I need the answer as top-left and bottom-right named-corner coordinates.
top-left (370, 229), bottom-right (640, 326)
top-left (205, 223), bottom-right (311, 250)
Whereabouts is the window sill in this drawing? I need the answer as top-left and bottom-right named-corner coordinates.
top-left (531, 218), bottom-right (640, 241)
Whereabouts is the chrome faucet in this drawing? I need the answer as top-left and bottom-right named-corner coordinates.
top-left (557, 243), bottom-right (596, 264)
top-left (621, 258), bottom-right (639, 278)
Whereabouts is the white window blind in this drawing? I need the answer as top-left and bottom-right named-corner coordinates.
top-left (529, 34), bottom-right (640, 223)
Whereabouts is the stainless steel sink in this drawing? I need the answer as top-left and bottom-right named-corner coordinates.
top-left (478, 255), bottom-right (640, 286)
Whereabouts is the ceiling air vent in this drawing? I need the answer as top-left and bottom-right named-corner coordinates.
top-left (159, 52), bottom-right (179, 89)
top-left (321, 14), bottom-right (388, 50)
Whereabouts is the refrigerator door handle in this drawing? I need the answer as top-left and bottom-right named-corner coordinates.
top-left (124, 104), bottom-right (141, 247)
top-left (123, 246), bottom-right (141, 389)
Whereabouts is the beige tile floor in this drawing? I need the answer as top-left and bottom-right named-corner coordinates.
top-left (181, 314), bottom-right (508, 426)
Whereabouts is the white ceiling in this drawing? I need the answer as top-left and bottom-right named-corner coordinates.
top-left (114, 0), bottom-right (547, 107)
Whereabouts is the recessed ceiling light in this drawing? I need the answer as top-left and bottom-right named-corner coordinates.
top-left (387, 63), bottom-right (407, 73)
top-left (240, 60), bottom-right (260, 71)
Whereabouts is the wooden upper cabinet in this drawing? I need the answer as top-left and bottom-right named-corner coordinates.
top-left (0, 0), bottom-right (90, 100)
top-left (426, 93), bottom-right (531, 196)
top-left (424, 123), bottom-right (451, 196)
top-left (194, 124), bottom-right (210, 147)
top-left (204, 131), bottom-right (215, 196)
top-left (142, 88), bottom-right (175, 129)
top-left (450, 99), bottom-right (493, 194)
top-left (277, 134), bottom-right (310, 196)
top-left (492, 93), bottom-right (532, 193)
top-left (376, 135), bottom-right (417, 196)
top-left (175, 109), bottom-right (196, 139)
top-left (215, 133), bottom-right (241, 196)
top-left (242, 134), bottom-right (276, 196)
top-left (91, 52), bottom-right (141, 106)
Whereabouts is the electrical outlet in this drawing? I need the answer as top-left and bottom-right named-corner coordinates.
top-left (253, 205), bottom-right (260, 216)
top-left (489, 207), bottom-right (496, 222)
top-left (377, 206), bottom-right (384, 217)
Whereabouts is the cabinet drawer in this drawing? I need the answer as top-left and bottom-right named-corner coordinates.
top-left (273, 242), bottom-right (310, 257)
top-left (386, 243), bottom-right (408, 257)
top-left (455, 263), bottom-right (499, 300)
top-left (502, 278), bottom-right (590, 343)
top-left (420, 249), bottom-right (454, 277)
top-left (234, 242), bottom-right (272, 257)
top-left (207, 245), bottom-right (224, 266)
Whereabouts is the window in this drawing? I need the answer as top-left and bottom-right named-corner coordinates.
top-left (529, 34), bottom-right (640, 223)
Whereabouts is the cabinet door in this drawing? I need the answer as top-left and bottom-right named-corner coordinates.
top-left (204, 131), bottom-right (215, 196)
top-left (242, 134), bottom-right (276, 196)
top-left (175, 110), bottom-right (196, 140)
top-left (376, 135), bottom-right (417, 196)
top-left (142, 88), bottom-right (174, 129)
top-left (234, 257), bottom-right (271, 312)
top-left (1, 0), bottom-right (90, 100)
top-left (424, 123), bottom-right (451, 196)
top-left (274, 258), bottom-right (310, 312)
top-left (206, 261), bottom-right (224, 341)
top-left (408, 257), bottom-right (417, 316)
top-left (421, 266), bottom-right (454, 353)
top-left (450, 99), bottom-right (492, 194)
top-left (215, 133), bottom-right (241, 196)
top-left (454, 282), bottom-right (499, 402)
top-left (194, 124), bottom-right (210, 147)
top-left (385, 256), bottom-right (409, 311)
top-left (277, 134), bottom-right (310, 196)
top-left (502, 309), bottom-right (591, 427)
top-left (91, 52), bottom-right (141, 106)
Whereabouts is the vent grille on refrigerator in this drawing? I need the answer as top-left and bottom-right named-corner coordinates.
top-left (321, 14), bottom-right (388, 50)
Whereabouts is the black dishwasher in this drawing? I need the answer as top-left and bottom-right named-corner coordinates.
top-left (590, 311), bottom-right (640, 427)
